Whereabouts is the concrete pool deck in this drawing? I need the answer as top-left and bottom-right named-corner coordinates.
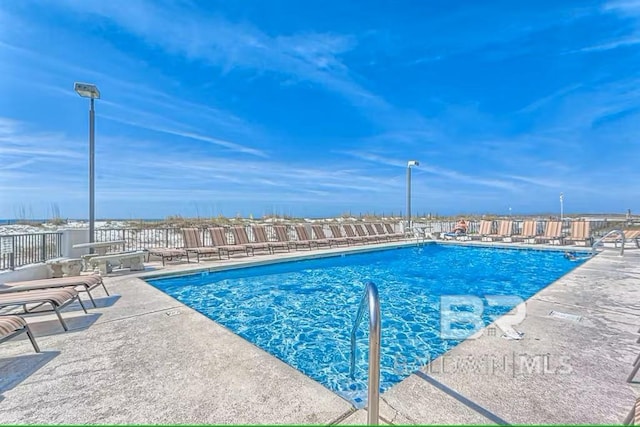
top-left (0, 240), bottom-right (638, 424)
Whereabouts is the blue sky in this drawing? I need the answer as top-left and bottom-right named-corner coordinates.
top-left (1, 0), bottom-right (639, 219)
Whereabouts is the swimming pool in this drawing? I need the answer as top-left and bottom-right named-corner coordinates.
top-left (147, 244), bottom-right (587, 406)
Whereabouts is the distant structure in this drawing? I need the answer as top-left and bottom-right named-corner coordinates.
top-left (627, 209), bottom-right (632, 219)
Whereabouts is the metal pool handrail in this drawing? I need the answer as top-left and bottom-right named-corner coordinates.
top-left (592, 229), bottom-right (624, 256)
top-left (350, 282), bottom-right (381, 425)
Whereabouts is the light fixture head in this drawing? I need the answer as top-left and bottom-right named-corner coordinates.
top-left (74, 82), bottom-right (100, 99)
top-left (407, 160), bottom-right (419, 167)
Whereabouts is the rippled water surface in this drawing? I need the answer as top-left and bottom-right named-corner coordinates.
top-left (147, 244), bottom-right (587, 406)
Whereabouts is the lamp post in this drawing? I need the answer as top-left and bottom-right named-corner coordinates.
top-left (74, 82), bottom-right (100, 250)
top-left (406, 160), bottom-right (419, 228)
top-left (559, 192), bottom-right (564, 222)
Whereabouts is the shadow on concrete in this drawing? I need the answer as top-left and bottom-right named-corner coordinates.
top-left (0, 350), bottom-right (60, 394)
top-left (414, 370), bottom-right (510, 425)
top-left (106, 264), bottom-right (175, 277)
top-left (56, 294), bottom-right (120, 313)
top-left (24, 313), bottom-right (102, 337)
top-left (86, 294), bottom-right (121, 309)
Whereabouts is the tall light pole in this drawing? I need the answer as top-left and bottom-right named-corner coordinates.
top-left (74, 82), bottom-right (100, 249)
top-left (559, 192), bottom-right (564, 221)
top-left (406, 160), bottom-right (419, 228)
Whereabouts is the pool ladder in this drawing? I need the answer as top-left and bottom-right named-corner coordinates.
top-left (592, 229), bottom-right (625, 256)
top-left (350, 282), bottom-right (381, 425)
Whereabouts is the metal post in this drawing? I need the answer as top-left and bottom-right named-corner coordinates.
top-left (406, 166), bottom-right (411, 228)
top-left (40, 233), bottom-right (46, 262)
top-left (89, 98), bottom-right (96, 251)
top-left (560, 192), bottom-right (564, 222)
top-left (350, 282), bottom-right (381, 425)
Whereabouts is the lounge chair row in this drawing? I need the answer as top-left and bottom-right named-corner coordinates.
top-left (0, 274), bottom-right (111, 353)
top-left (147, 223), bottom-right (406, 263)
top-left (444, 220), bottom-right (595, 246)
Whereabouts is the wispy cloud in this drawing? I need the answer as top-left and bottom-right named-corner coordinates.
top-left (0, 117), bottom-right (84, 160)
top-left (517, 84), bottom-right (583, 113)
top-left (54, 0), bottom-right (387, 113)
top-left (0, 159), bottom-right (38, 170)
top-left (340, 149), bottom-right (518, 191)
top-left (569, 36), bottom-right (640, 53)
top-left (603, 0), bottom-right (640, 16)
top-left (100, 114), bottom-right (268, 158)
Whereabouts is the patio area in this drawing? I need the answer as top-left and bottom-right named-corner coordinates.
top-left (0, 241), bottom-right (638, 424)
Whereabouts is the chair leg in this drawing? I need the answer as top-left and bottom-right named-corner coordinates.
top-left (628, 362), bottom-right (640, 383)
top-left (624, 406), bottom-right (634, 425)
top-left (54, 308), bottom-right (69, 332)
top-left (76, 295), bottom-right (88, 314)
top-left (86, 289), bottom-right (97, 308)
top-left (101, 281), bottom-right (110, 296)
top-left (624, 398), bottom-right (639, 425)
top-left (25, 325), bottom-right (40, 353)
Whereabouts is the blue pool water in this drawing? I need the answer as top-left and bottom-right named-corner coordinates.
top-left (147, 244), bottom-right (587, 406)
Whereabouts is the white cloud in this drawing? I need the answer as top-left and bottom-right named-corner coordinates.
top-left (340, 149), bottom-right (518, 191)
top-left (0, 117), bottom-right (84, 160)
top-left (604, 0), bottom-right (640, 16)
top-left (569, 36), bottom-right (640, 53)
top-left (100, 114), bottom-right (268, 158)
top-left (54, 0), bottom-right (380, 109)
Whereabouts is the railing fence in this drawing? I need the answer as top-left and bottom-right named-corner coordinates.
top-left (0, 232), bottom-right (63, 271)
top-left (1, 219), bottom-right (637, 270)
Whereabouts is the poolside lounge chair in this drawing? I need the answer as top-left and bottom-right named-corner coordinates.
top-left (565, 221), bottom-right (593, 246)
top-left (252, 225), bottom-right (290, 253)
top-left (365, 223), bottom-right (389, 242)
top-left (295, 225), bottom-right (331, 248)
top-left (535, 221), bottom-right (563, 245)
top-left (0, 288), bottom-right (87, 331)
top-left (2, 274), bottom-right (109, 308)
top-left (486, 220), bottom-right (513, 242)
top-left (471, 220), bottom-right (493, 241)
top-left (351, 224), bottom-right (381, 243)
top-left (0, 315), bottom-right (40, 352)
top-left (274, 225), bottom-right (311, 250)
top-left (146, 248), bottom-right (189, 266)
top-left (624, 230), bottom-right (640, 248)
top-left (311, 225), bottom-right (348, 247)
top-left (376, 223), bottom-right (403, 240)
top-left (514, 220), bottom-right (538, 243)
top-left (383, 223), bottom-right (406, 240)
top-left (342, 224), bottom-right (374, 243)
top-left (231, 226), bottom-right (271, 254)
top-left (603, 229), bottom-right (640, 248)
top-left (181, 228), bottom-right (222, 262)
top-left (627, 336), bottom-right (640, 384)
top-left (208, 227), bottom-right (253, 257)
top-left (330, 224), bottom-right (363, 245)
